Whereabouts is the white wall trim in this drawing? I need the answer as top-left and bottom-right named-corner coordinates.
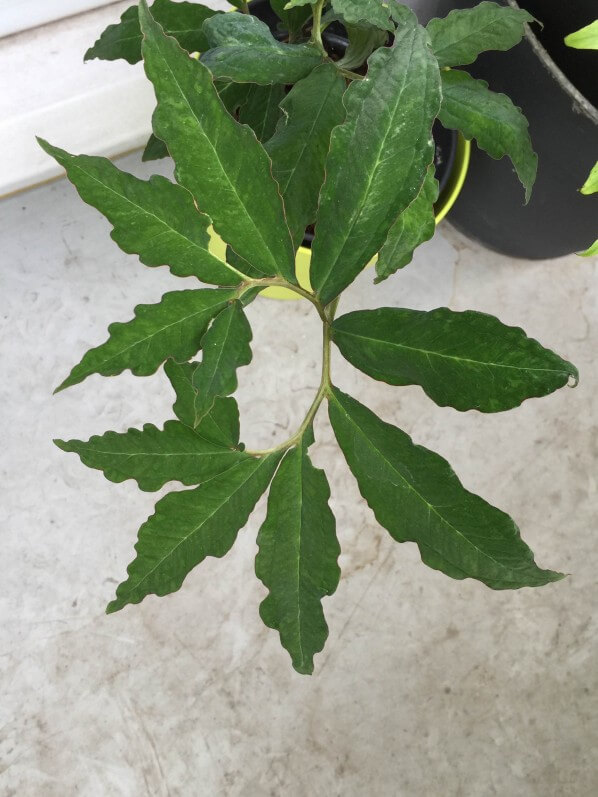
top-left (0, 0), bottom-right (116, 38)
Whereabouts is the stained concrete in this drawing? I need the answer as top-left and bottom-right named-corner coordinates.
top-left (1, 153), bottom-right (597, 796)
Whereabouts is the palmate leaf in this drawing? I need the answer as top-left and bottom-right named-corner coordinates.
top-left (191, 301), bottom-right (253, 420)
top-left (239, 84), bottom-right (286, 142)
top-left (138, 0), bottom-right (296, 283)
top-left (438, 69), bottom-right (537, 202)
top-left (55, 420), bottom-right (246, 491)
top-left (265, 63), bottom-right (346, 248)
top-left (55, 288), bottom-right (233, 392)
top-left (332, 307), bottom-right (578, 412)
top-left (256, 430), bottom-right (340, 675)
top-left (38, 139), bottom-right (242, 286)
top-left (427, 1), bottom-right (533, 68)
top-left (164, 359), bottom-right (241, 447)
top-left (85, 0), bottom-right (220, 64)
top-left (375, 165), bottom-right (439, 282)
top-left (310, 12), bottom-right (441, 305)
top-left (328, 387), bottom-right (564, 589)
top-left (107, 452), bottom-right (283, 613)
top-left (201, 14), bottom-right (323, 84)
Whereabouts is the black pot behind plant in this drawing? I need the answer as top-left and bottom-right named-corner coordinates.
top-left (438, 0), bottom-right (598, 259)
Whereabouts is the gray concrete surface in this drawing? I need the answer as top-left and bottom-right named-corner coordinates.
top-left (1, 152), bottom-right (597, 796)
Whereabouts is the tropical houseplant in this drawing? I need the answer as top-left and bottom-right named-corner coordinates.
top-left (40, 0), bottom-right (578, 674)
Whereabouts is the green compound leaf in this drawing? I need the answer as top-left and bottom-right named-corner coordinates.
top-left (427, 1), bottom-right (533, 68)
top-left (310, 16), bottom-right (441, 305)
top-left (139, 0), bottom-right (296, 283)
top-left (239, 84), bottom-right (286, 142)
top-left (141, 133), bottom-right (169, 161)
top-left (164, 360), bottom-right (241, 448)
top-left (201, 13), bottom-right (323, 84)
top-left (256, 432), bottom-right (340, 675)
top-left (581, 161), bottom-right (598, 195)
top-left (265, 63), bottom-right (346, 248)
top-left (55, 420), bottom-right (246, 491)
top-left (375, 165), bottom-right (439, 282)
top-left (332, 307), bottom-right (578, 413)
top-left (331, 0), bottom-right (393, 32)
top-left (328, 387), bottom-right (564, 589)
top-left (438, 69), bottom-right (537, 203)
top-left (55, 288), bottom-right (233, 392)
top-left (38, 139), bottom-right (241, 286)
top-left (191, 301), bottom-right (253, 421)
top-left (85, 0), bottom-right (220, 64)
top-left (107, 452), bottom-right (283, 613)
top-left (565, 20), bottom-right (598, 50)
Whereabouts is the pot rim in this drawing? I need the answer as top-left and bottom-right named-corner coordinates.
top-left (507, 0), bottom-right (598, 125)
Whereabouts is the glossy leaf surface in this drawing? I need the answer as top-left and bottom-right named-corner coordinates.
top-left (375, 166), bottom-right (438, 282)
top-left (328, 388), bottom-right (564, 589)
top-left (201, 13), bottom-right (323, 84)
top-left (265, 63), bottom-right (346, 247)
top-left (56, 288), bottom-right (233, 392)
top-left (256, 433), bottom-right (340, 674)
top-left (332, 307), bottom-right (578, 412)
top-left (331, 0), bottom-right (393, 32)
top-left (38, 139), bottom-right (241, 285)
top-left (107, 452), bottom-right (283, 612)
top-left (438, 69), bottom-right (537, 202)
top-left (139, 1), bottom-right (296, 282)
top-left (85, 0), bottom-right (219, 63)
top-left (427, 1), bottom-right (533, 67)
top-left (55, 420), bottom-right (245, 491)
top-left (192, 301), bottom-right (253, 420)
top-left (310, 15), bottom-right (441, 305)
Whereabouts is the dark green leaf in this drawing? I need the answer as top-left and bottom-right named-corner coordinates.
top-left (256, 432), bottom-right (340, 674)
top-left (330, 0), bottom-right (393, 32)
top-left (201, 13), bottom-right (323, 84)
top-left (337, 23), bottom-right (388, 70)
top-left (270, 0), bottom-right (312, 41)
top-left (55, 288), bottom-right (233, 392)
top-left (427, 1), bottom-right (533, 68)
top-left (438, 69), bottom-right (537, 202)
top-left (375, 165), bottom-right (438, 282)
top-left (141, 133), bottom-right (169, 161)
top-left (328, 387), bottom-right (564, 589)
top-left (218, 80), bottom-right (252, 115)
top-left (107, 452), bottom-right (283, 612)
top-left (332, 307), bottom-right (578, 412)
top-left (139, 0), bottom-right (296, 282)
top-left (310, 16), bottom-right (441, 305)
top-left (85, 0), bottom-right (219, 64)
top-left (192, 301), bottom-right (252, 420)
top-left (38, 139), bottom-right (242, 286)
top-left (164, 359), bottom-right (241, 447)
top-left (239, 84), bottom-right (286, 141)
top-left (265, 63), bottom-right (346, 248)
top-left (55, 419), bottom-right (245, 491)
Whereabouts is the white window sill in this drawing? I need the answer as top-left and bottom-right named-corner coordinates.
top-left (0, 2), bottom-right (155, 197)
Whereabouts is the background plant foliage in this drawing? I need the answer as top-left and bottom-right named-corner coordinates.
top-left (43, 0), bottom-right (578, 675)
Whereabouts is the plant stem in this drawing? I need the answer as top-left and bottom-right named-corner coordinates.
top-left (244, 294), bottom-right (333, 457)
top-left (310, 0), bottom-right (327, 57)
top-left (236, 277), bottom-right (328, 323)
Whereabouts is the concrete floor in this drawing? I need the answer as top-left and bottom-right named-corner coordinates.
top-left (1, 153), bottom-right (597, 796)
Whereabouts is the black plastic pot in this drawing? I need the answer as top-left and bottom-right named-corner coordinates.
top-left (435, 0), bottom-right (598, 259)
top-left (248, 0), bottom-right (462, 232)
